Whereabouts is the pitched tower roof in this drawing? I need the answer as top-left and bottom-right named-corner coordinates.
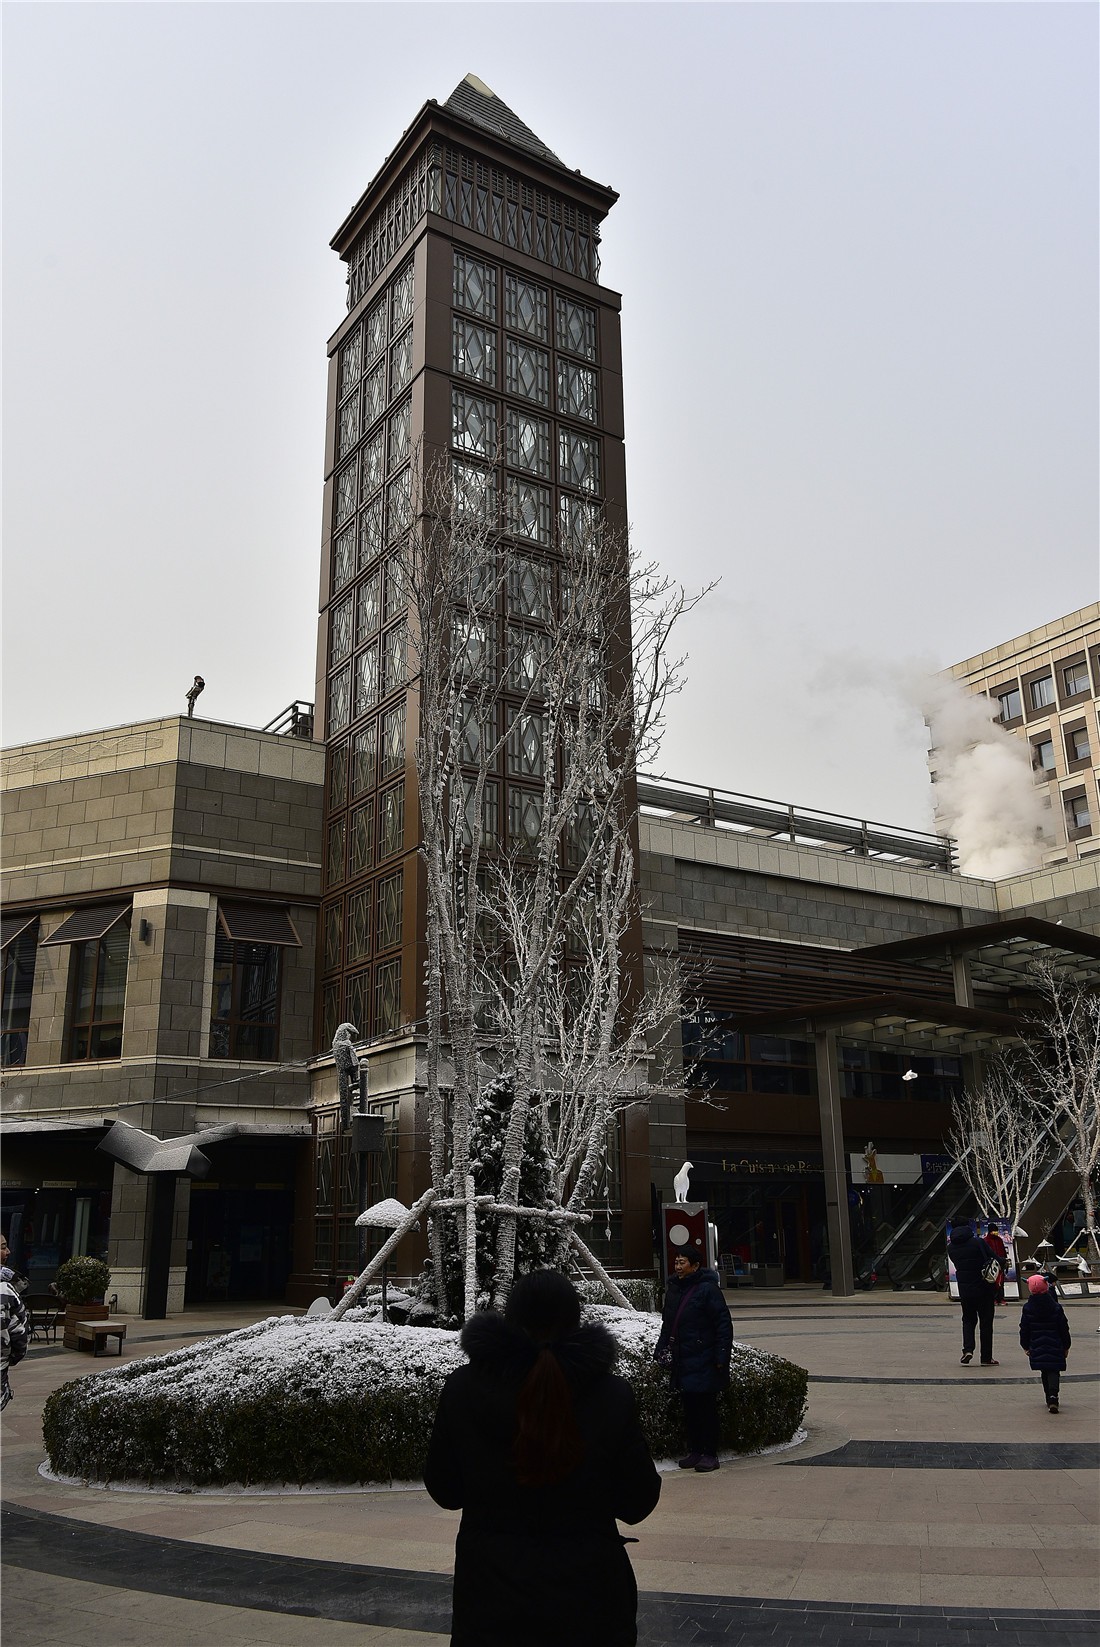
top-left (442, 73), bottom-right (562, 168)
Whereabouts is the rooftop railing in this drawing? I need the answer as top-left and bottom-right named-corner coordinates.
top-left (263, 702), bottom-right (315, 740)
top-left (636, 774), bottom-right (957, 874)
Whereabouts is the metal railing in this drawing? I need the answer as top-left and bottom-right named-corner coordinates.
top-left (637, 774), bottom-right (957, 873)
top-left (263, 702), bottom-right (315, 740)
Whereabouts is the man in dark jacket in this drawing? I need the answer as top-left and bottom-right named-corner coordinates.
top-left (1020, 1274), bottom-right (1072, 1413)
top-left (654, 1252), bottom-right (733, 1473)
top-left (948, 1221), bottom-right (1000, 1366)
top-left (425, 1274), bottom-right (661, 1647)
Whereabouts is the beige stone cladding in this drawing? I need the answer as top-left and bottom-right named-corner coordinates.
top-left (941, 603), bottom-right (1100, 866)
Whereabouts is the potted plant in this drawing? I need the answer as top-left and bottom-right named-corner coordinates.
top-left (55, 1257), bottom-right (112, 1349)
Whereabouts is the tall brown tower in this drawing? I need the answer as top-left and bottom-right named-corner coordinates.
top-left (311, 76), bottom-right (649, 1280)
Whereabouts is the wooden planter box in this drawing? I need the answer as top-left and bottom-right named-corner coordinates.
top-left (63, 1300), bottom-right (108, 1350)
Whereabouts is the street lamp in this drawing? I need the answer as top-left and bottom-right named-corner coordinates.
top-left (355, 1197), bottom-right (412, 1322)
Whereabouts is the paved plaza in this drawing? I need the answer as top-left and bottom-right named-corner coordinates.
top-left (2, 1289), bottom-right (1098, 1645)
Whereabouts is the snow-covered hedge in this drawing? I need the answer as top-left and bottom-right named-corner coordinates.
top-left (42, 1308), bottom-right (807, 1488)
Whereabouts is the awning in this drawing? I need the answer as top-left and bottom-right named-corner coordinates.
top-left (858, 918), bottom-right (1100, 988)
top-left (732, 991), bottom-right (1025, 1056)
top-left (1, 912), bottom-right (38, 950)
top-left (0, 1117), bottom-right (111, 1135)
top-left (217, 902), bottom-right (301, 946)
top-left (40, 903), bottom-right (130, 947)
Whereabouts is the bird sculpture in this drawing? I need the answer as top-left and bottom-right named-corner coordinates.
top-left (673, 1161), bottom-right (693, 1203)
top-left (901, 1069), bottom-right (918, 1082)
top-left (333, 1022), bottom-right (361, 1129)
top-left (186, 675), bottom-right (206, 717)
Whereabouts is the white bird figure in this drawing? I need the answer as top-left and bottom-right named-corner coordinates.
top-left (673, 1161), bottom-right (693, 1203)
top-left (1077, 1256), bottom-right (1091, 1276)
top-left (901, 1069), bottom-right (918, 1082)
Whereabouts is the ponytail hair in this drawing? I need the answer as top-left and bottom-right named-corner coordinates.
top-left (506, 1271), bottom-right (584, 1488)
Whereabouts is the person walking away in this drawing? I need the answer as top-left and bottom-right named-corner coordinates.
top-left (982, 1220), bottom-right (1008, 1307)
top-left (424, 1271), bottom-right (661, 1647)
top-left (1020, 1274), bottom-right (1071, 1413)
top-left (654, 1251), bottom-right (733, 1472)
top-left (948, 1221), bottom-right (1000, 1365)
top-left (1, 1271), bottom-right (29, 1411)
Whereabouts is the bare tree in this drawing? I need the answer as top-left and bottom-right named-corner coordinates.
top-left (946, 1060), bottom-right (1047, 1237)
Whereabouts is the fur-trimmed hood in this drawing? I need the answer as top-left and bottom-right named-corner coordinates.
top-left (459, 1310), bottom-right (619, 1388)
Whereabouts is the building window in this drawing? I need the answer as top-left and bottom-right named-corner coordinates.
top-left (365, 299), bottom-right (387, 363)
top-left (504, 272), bottom-right (548, 340)
top-left (453, 251), bottom-right (497, 321)
top-left (507, 626), bottom-right (547, 693)
top-left (389, 328), bottom-right (413, 399)
top-left (327, 818), bottom-right (346, 887)
top-left (390, 261), bottom-right (414, 333)
top-left (381, 702), bottom-right (406, 777)
top-left (352, 723), bottom-right (377, 797)
top-left (1033, 737), bottom-right (1055, 773)
top-left (333, 524), bottom-right (356, 592)
top-left (382, 624), bottom-right (407, 696)
top-left (386, 470), bottom-right (412, 541)
top-left (1065, 791), bottom-right (1092, 834)
top-left (346, 970), bottom-right (370, 1038)
top-left (452, 388), bottom-right (498, 458)
top-left (350, 803), bottom-right (374, 877)
top-left (358, 497), bottom-right (383, 571)
top-left (452, 317), bottom-right (497, 386)
top-left (66, 917), bottom-right (130, 1062)
top-left (362, 360), bottom-right (385, 429)
top-left (996, 686), bottom-right (1022, 722)
top-left (323, 903), bottom-right (343, 973)
top-left (559, 429), bottom-right (600, 493)
top-left (508, 711), bottom-right (546, 778)
top-left (554, 294), bottom-right (597, 360)
top-left (1029, 675), bottom-right (1055, 710)
top-left (380, 784), bottom-right (405, 858)
top-left (330, 596), bottom-right (354, 668)
top-left (388, 399), bottom-right (412, 471)
top-left (504, 339), bottom-right (550, 406)
top-left (508, 556), bottom-right (552, 621)
top-left (451, 458), bottom-right (497, 523)
top-left (1063, 661), bottom-right (1091, 698)
top-left (377, 874), bottom-right (403, 950)
top-left (506, 410), bottom-right (551, 478)
top-left (461, 778), bottom-right (499, 847)
top-left (1, 919), bottom-right (37, 1068)
top-left (358, 572), bottom-right (381, 642)
top-left (1067, 726), bottom-right (1092, 763)
top-left (361, 430), bottom-right (385, 500)
top-left (328, 664), bottom-right (351, 735)
top-left (339, 330), bottom-right (362, 398)
top-left (559, 493), bottom-right (601, 552)
top-left (337, 394), bottom-right (360, 461)
top-left (505, 477), bottom-right (551, 545)
top-left (508, 786), bottom-right (544, 854)
top-left (375, 959), bottom-right (401, 1034)
top-left (347, 888), bottom-right (372, 964)
top-left (211, 934), bottom-right (282, 1061)
top-left (328, 743), bottom-right (348, 812)
top-left (557, 359), bottom-right (598, 423)
top-left (354, 645), bottom-right (379, 719)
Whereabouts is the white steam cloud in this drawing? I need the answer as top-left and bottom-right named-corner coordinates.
top-left (919, 673), bottom-right (1052, 880)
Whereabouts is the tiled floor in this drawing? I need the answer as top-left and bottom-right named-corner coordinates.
top-left (2, 1293), bottom-right (1098, 1644)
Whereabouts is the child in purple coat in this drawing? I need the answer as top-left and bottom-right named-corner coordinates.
top-left (1019, 1274), bottom-right (1072, 1413)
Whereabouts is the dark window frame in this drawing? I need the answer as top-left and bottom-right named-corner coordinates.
top-left (210, 933), bottom-right (283, 1062)
top-left (65, 916), bottom-right (131, 1063)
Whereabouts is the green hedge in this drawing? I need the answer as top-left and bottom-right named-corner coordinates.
top-left (43, 1310), bottom-right (807, 1489)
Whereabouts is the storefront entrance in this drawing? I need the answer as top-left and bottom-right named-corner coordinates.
top-left (687, 1154), bottom-right (829, 1283)
top-left (184, 1140), bottom-right (300, 1304)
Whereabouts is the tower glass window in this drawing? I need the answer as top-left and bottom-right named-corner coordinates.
top-left (1030, 675), bottom-right (1055, 710)
top-left (504, 273), bottom-right (548, 340)
top-left (1063, 662), bottom-right (1090, 697)
top-left (453, 318), bottom-right (497, 385)
top-left (66, 917), bottom-right (130, 1062)
top-left (554, 295), bottom-right (597, 360)
top-left (452, 389), bottom-right (498, 457)
top-left (505, 339), bottom-right (549, 405)
top-left (210, 934), bottom-right (282, 1061)
top-left (453, 251), bottom-right (497, 320)
top-left (996, 686), bottom-right (1022, 722)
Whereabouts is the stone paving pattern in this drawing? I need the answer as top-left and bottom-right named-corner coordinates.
top-left (2, 1290), bottom-right (1098, 1644)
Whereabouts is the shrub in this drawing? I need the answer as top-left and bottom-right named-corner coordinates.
top-left (53, 1257), bottom-right (111, 1304)
top-left (42, 1308), bottom-right (807, 1489)
top-left (575, 1276), bottom-right (658, 1311)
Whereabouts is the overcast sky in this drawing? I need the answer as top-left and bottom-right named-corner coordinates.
top-left (3, 2), bottom-right (1096, 833)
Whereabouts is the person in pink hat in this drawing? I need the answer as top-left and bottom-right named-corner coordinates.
top-left (1019, 1274), bottom-right (1072, 1413)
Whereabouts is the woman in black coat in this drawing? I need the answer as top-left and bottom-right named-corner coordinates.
top-left (947, 1222), bottom-right (1000, 1365)
top-left (1019, 1274), bottom-right (1072, 1413)
top-left (424, 1271), bottom-right (661, 1647)
top-left (653, 1252), bottom-right (733, 1473)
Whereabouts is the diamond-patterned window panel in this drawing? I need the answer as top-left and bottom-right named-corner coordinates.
top-left (454, 616), bottom-right (494, 682)
top-left (559, 429), bottom-right (600, 494)
top-left (508, 712), bottom-right (546, 778)
top-left (375, 959), bottom-right (401, 1034)
top-left (361, 431), bottom-right (385, 500)
top-left (354, 644), bottom-right (379, 717)
top-left (381, 702), bottom-right (405, 776)
top-left (347, 888), bottom-right (372, 963)
top-left (328, 743), bottom-right (348, 811)
top-left (362, 361), bottom-right (386, 429)
top-left (388, 399), bottom-right (411, 470)
top-left (505, 339), bottom-right (549, 406)
top-left (506, 477), bottom-right (551, 545)
top-left (326, 817), bottom-right (346, 887)
top-left (323, 902), bottom-right (343, 972)
top-left (350, 803), bottom-right (374, 877)
top-left (328, 664), bottom-right (351, 734)
top-left (339, 331), bottom-right (362, 399)
top-left (390, 262), bottom-right (414, 333)
top-left (357, 573), bottom-right (381, 642)
top-left (382, 557), bottom-right (404, 624)
top-left (390, 328), bottom-right (413, 399)
top-left (461, 778), bottom-right (499, 848)
top-left (337, 394), bottom-right (360, 460)
top-left (559, 493), bottom-right (601, 552)
top-left (380, 784), bottom-right (405, 858)
top-left (507, 625), bottom-right (546, 692)
top-left (453, 251), bottom-right (497, 320)
top-left (508, 787), bottom-right (544, 853)
top-left (555, 295), bottom-right (597, 360)
top-left (351, 722), bottom-right (377, 797)
top-left (383, 623), bottom-right (407, 695)
top-left (452, 318), bottom-right (497, 385)
top-left (504, 273), bottom-right (548, 340)
top-left (365, 301), bottom-right (387, 363)
top-left (335, 463), bottom-right (358, 527)
top-left (330, 596), bottom-right (354, 667)
top-left (458, 702), bottom-right (492, 766)
top-left (557, 360), bottom-right (597, 423)
top-left (333, 526), bottom-right (355, 592)
top-left (506, 410), bottom-right (550, 477)
top-left (508, 557), bottom-right (552, 621)
top-left (452, 389), bottom-right (498, 457)
top-left (451, 459), bottom-right (497, 523)
top-left (358, 497), bottom-right (383, 569)
top-left (386, 470), bottom-right (412, 541)
top-left (377, 874), bottom-right (403, 949)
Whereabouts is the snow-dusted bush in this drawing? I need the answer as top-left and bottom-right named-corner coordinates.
top-left (42, 1308), bottom-right (807, 1488)
top-left (575, 1277), bottom-right (658, 1311)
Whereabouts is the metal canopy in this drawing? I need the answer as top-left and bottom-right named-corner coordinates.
top-left (0, 912), bottom-right (38, 951)
top-left (217, 902), bottom-right (301, 947)
top-left (857, 918), bottom-right (1100, 990)
top-left (40, 902), bottom-right (130, 947)
top-left (733, 991), bottom-right (1025, 1056)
